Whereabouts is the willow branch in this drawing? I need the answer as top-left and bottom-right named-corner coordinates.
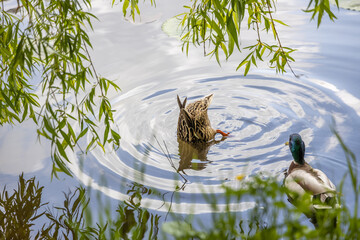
top-left (266, 0), bottom-right (298, 78)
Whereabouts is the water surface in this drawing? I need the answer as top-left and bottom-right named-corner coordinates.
top-left (0, 0), bottom-right (359, 226)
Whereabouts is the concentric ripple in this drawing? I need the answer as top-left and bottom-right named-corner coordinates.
top-left (68, 73), bottom-right (360, 214)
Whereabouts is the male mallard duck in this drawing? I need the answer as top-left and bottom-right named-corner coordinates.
top-left (177, 94), bottom-right (229, 143)
top-left (284, 133), bottom-right (339, 226)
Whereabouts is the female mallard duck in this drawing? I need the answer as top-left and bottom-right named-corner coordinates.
top-left (284, 133), bottom-right (339, 225)
top-left (177, 94), bottom-right (229, 143)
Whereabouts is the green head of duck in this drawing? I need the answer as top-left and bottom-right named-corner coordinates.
top-left (288, 133), bottom-right (305, 165)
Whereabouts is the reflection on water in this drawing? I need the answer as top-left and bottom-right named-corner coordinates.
top-left (177, 137), bottom-right (226, 173)
top-left (118, 182), bottom-right (161, 239)
top-left (1, 0), bottom-right (360, 224)
top-left (0, 174), bottom-right (162, 238)
top-left (68, 72), bottom-right (360, 214)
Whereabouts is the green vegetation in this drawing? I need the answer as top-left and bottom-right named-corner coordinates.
top-left (175, 0), bottom-right (338, 76)
top-left (1, 0), bottom-right (340, 177)
top-left (163, 128), bottom-right (359, 239)
top-left (1, 0), bottom-right (121, 177)
top-left (2, 0), bottom-right (357, 239)
top-left (0, 130), bottom-right (359, 239)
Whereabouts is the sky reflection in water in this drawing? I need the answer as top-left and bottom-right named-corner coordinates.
top-left (0, 0), bottom-right (359, 217)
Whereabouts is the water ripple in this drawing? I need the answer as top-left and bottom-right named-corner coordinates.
top-left (69, 73), bottom-right (359, 213)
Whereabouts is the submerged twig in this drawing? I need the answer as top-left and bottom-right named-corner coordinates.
top-left (154, 135), bottom-right (189, 220)
top-left (154, 136), bottom-right (188, 184)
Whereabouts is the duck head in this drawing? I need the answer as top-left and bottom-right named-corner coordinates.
top-left (288, 133), bottom-right (305, 165)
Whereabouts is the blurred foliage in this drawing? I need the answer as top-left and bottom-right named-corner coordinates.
top-left (163, 176), bottom-right (343, 239)
top-left (162, 128), bottom-right (360, 240)
top-left (116, 0), bottom-right (156, 21)
top-left (305, 0), bottom-right (339, 27)
top-left (1, 130), bottom-right (359, 239)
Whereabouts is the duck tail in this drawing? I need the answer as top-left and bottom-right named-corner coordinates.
top-left (177, 95), bottom-right (187, 109)
top-left (177, 95), bottom-right (193, 128)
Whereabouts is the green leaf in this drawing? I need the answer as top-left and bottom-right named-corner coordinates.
top-left (251, 55), bottom-right (257, 67)
top-left (1, 92), bottom-right (16, 112)
top-left (214, 10), bottom-right (225, 28)
top-left (56, 140), bottom-right (69, 162)
top-left (77, 127), bottom-right (89, 142)
top-left (60, 130), bottom-right (72, 150)
top-left (226, 15), bottom-right (240, 50)
top-left (111, 129), bottom-right (121, 143)
top-left (43, 117), bottom-right (57, 137)
top-left (103, 124), bottom-right (110, 146)
top-left (228, 34), bottom-right (234, 57)
top-left (270, 21), bottom-right (277, 40)
top-left (204, 15), bottom-right (223, 39)
top-left (21, 103), bottom-right (29, 122)
top-left (86, 137), bottom-right (96, 153)
top-left (236, 60), bottom-right (248, 71)
top-left (53, 153), bottom-right (72, 177)
top-left (273, 19), bottom-right (289, 27)
top-left (244, 61), bottom-right (251, 76)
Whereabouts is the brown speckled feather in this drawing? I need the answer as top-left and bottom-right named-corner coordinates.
top-left (177, 94), bottom-right (216, 143)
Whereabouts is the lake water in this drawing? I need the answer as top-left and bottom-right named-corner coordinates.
top-left (1, 0), bottom-right (359, 231)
